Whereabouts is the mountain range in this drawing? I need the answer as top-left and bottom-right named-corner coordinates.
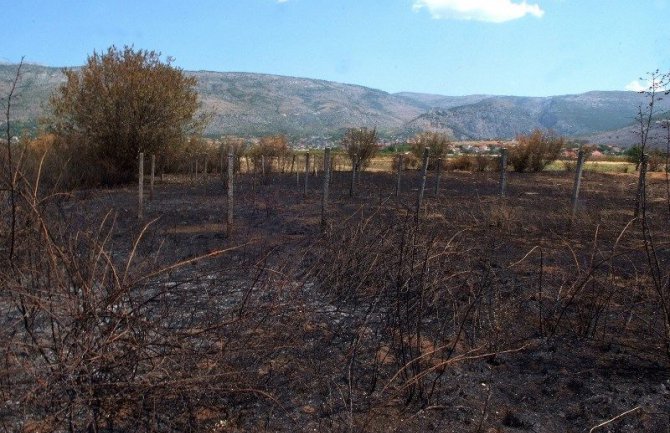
top-left (1, 63), bottom-right (668, 147)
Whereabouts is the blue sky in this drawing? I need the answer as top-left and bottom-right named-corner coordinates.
top-left (2, 0), bottom-right (669, 96)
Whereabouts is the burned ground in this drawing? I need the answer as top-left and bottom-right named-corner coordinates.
top-left (3, 168), bottom-right (670, 432)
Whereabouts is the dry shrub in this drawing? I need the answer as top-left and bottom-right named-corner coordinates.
top-left (220, 136), bottom-right (247, 173)
top-left (22, 132), bottom-right (125, 188)
top-left (404, 153), bottom-right (420, 169)
top-left (646, 150), bottom-right (666, 172)
top-left (309, 211), bottom-right (527, 406)
top-left (409, 132), bottom-right (451, 169)
top-left (448, 155), bottom-right (473, 171)
top-left (447, 154), bottom-right (494, 172)
top-left (508, 129), bottom-right (564, 172)
top-left (563, 160), bottom-right (576, 172)
top-left (247, 134), bottom-right (292, 174)
top-left (473, 154), bottom-right (494, 172)
top-left (341, 127), bottom-right (379, 170)
top-left (49, 46), bottom-right (203, 187)
top-left (392, 153), bottom-right (419, 170)
top-left (0, 174), bottom-right (303, 431)
top-left (488, 202), bottom-right (522, 233)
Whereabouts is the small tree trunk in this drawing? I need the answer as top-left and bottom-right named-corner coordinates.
top-left (634, 154), bottom-right (648, 218)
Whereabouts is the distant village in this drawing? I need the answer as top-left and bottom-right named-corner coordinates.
top-left (286, 135), bottom-right (626, 158)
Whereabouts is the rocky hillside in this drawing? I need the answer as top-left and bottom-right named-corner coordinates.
top-left (1, 63), bottom-right (666, 143)
top-left (403, 91), bottom-right (670, 142)
top-left (193, 71), bottom-right (424, 137)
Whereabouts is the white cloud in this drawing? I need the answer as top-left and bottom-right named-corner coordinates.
top-left (625, 78), bottom-right (668, 92)
top-left (625, 80), bottom-right (647, 92)
top-left (413, 0), bottom-right (545, 23)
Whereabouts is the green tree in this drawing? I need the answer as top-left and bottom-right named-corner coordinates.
top-left (341, 127), bottom-right (378, 169)
top-left (625, 145), bottom-right (644, 167)
top-left (49, 46), bottom-right (205, 185)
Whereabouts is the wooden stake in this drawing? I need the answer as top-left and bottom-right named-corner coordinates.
top-left (321, 147), bottom-right (331, 231)
top-left (396, 153), bottom-right (403, 198)
top-left (138, 152), bottom-right (144, 219)
top-left (219, 142), bottom-right (225, 181)
top-left (227, 152), bottom-right (234, 238)
top-left (499, 148), bottom-right (508, 197)
top-left (571, 149), bottom-right (586, 217)
top-left (349, 155), bottom-right (358, 197)
top-left (150, 154), bottom-right (155, 201)
top-left (434, 157), bottom-right (442, 195)
top-left (304, 152), bottom-right (310, 197)
top-left (416, 147), bottom-right (430, 223)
